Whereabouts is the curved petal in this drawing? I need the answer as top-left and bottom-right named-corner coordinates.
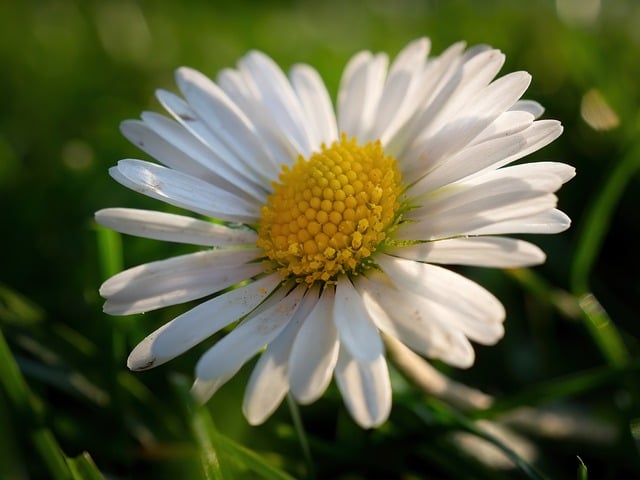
top-left (386, 41), bottom-right (467, 156)
top-left (127, 273), bottom-right (282, 370)
top-left (467, 209), bottom-right (571, 235)
top-left (175, 67), bottom-right (281, 177)
top-left (337, 51), bottom-right (388, 140)
top-left (156, 88), bottom-right (278, 187)
top-left (356, 273), bottom-right (484, 365)
top-left (398, 183), bottom-right (558, 241)
top-left (335, 345), bottom-right (391, 428)
top-left (334, 276), bottom-right (383, 362)
top-left (393, 48), bottom-right (507, 167)
top-left (289, 286), bottom-right (339, 404)
top-left (111, 160), bottom-right (259, 224)
top-left (511, 99), bottom-right (545, 118)
top-left (242, 286), bottom-right (320, 425)
top-left (95, 208), bottom-right (258, 246)
top-left (192, 284), bottom-right (306, 403)
top-left (216, 67), bottom-right (297, 170)
top-left (238, 51), bottom-right (312, 156)
top-left (407, 69), bottom-right (529, 174)
top-left (140, 110), bottom-right (268, 203)
top-left (372, 37), bottom-right (431, 143)
top-left (289, 64), bottom-right (338, 148)
top-left (101, 248), bottom-right (264, 315)
top-left (376, 254), bottom-right (505, 343)
top-left (120, 119), bottom-right (216, 182)
top-left (389, 236), bottom-right (546, 268)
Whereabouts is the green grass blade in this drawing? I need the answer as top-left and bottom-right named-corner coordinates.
top-left (416, 398), bottom-right (547, 480)
top-left (171, 375), bottom-right (225, 480)
top-left (30, 429), bottom-right (74, 480)
top-left (95, 224), bottom-right (123, 279)
top-left (287, 394), bottom-right (315, 479)
top-left (475, 360), bottom-right (640, 418)
top-left (577, 456), bottom-right (588, 480)
top-left (211, 433), bottom-right (297, 480)
top-left (0, 327), bottom-right (35, 413)
top-left (67, 452), bottom-right (106, 480)
top-left (577, 293), bottom-right (629, 367)
top-left (569, 144), bottom-right (640, 367)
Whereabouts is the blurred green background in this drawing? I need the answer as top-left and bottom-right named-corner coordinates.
top-left (2, 0), bottom-right (640, 478)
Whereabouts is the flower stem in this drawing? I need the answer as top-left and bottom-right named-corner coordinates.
top-left (286, 394), bottom-right (315, 479)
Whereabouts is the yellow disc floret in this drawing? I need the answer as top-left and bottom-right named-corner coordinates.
top-left (257, 135), bottom-right (404, 285)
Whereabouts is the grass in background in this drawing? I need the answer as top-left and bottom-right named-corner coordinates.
top-left (1, 0), bottom-right (640, 478)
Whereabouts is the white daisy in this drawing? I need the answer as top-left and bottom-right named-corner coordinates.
top-left (97, 38), bottom-right (574, 428)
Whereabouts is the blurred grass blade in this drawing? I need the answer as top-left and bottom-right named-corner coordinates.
top-left (570, 144), bottom-right (640, 367)
top-left (211, 433), bottom-right (297, 480)
top-left (0, 329), bottom-right (77, 479)
top-left (67, 452), bottom-right (106, 480)
top-left (577, 456), bottom-right (588, 480)
top-left (0, 283), bottom-right (44, 326)
top-left (95, 224), bottom-right (127, 367)
top-left (0, 327), bottom-right (35, 412)
top-left (171, 375), bottom-right (225, 480)
top-left (571, 143), bottom-right (640, 295)
top-left (171, 374), bottom-right (295, 480)
top-left (416, 398), bottom-right (546, 480)
top-left (578, 293), bottom-right (628, 367)
top-left (30, 428), bottom-right (74, 480)
top-left (477, 359), bottom-right (640, 417)
top-left (95, 224), bottom-right (123, 279)
top-left (287, 394), bottom-right (315, 479)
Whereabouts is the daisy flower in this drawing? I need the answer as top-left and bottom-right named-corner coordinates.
top-left (97, 38), bottom-right (574, 428)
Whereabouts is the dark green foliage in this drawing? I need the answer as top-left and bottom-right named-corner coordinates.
top-left (2, 0), bottom-right (640, 478)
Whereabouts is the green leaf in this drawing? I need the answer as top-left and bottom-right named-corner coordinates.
top-left (67, 452), bottom-right (105, 480)
top-left (577, 456), bottom-right (588, 480)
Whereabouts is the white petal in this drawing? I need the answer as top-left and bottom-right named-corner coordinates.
top-left (95, 208), bottom-right (258, 246)
top-left (407, 161), bottom-right (568, 222)
top-left (289, 64), bottom-right (338, 148)
top-left (385, 41), bottom-right (467, 155)
top-left (372, 38), bottom-right (431, 143)
top-left (216, 67), bottom-right (296, 170)
top-left (476, 119), bottom-right (563, 175)
top-left (192, 284), bottom-right (306, 402)
top-left (400, 174), bottom-right (559, 241)
top-left (334, 276), bottom-right (383, 362)
top-left (242, 287), bottom-right (320, 425)
top-left (101, 248), bottom-right (264, 315)
top-left (140, 109), bottom-right (268, 203)
top-left (395, 48), bottom-right (507, 168)
top-left (120, 119), bottom-right (215, 180)
top-left (469, 110), bottom-right (534, 146)
top-left (238, 51), bottom-right (312, 156)
top-left (419, 49), bottom-right (509, 144)
top-left (461, 161), bottom-right (576, 188)
top-left (127, 273), bottom-right (282, 370)
top-left (389, 236), bottom-right (546, 268)
top-left (356, 273), bottom-right (485, 365)
top-left (511, 99), bottom-right (545, 119)
top-left (175, 67), bottom-right (280, 177)
top-left (337, 51), bottom-right (388, 140)
top-left (467, 208), bottom-right (572, 235)
top-left (334, 346), bottom-right (391, 428)
top-left (111, 159), bottom-right (259, 224)
top-left (403, 71), bottom-right (533, 184)
top-left (376, 254), bottom-right (505, 343)
top-left (289, 286), bottom-right (339, 404)
top-left (156, 88), bottom-right (277, 187)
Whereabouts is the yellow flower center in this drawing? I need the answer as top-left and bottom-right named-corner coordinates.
top-left (257, 135), bottom-right (403, 285)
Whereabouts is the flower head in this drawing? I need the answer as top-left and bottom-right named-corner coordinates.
top-left (97, 38), bottom-right (574, 428)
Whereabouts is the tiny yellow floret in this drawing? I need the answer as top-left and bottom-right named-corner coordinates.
top-left (257, 135), bottom-right (403, 285)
